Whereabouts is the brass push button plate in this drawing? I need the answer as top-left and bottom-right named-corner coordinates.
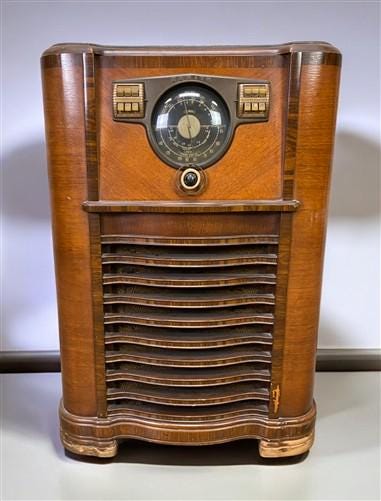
top-left (237, 83), bottom-right (270, 119)
top-left (113, 83), bottom-right (145, 118)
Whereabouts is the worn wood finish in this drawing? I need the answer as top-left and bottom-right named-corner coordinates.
top-left (259, 430), bottom-right (315, 458)
top-left (60, 400), bottom-right (316, 456)
top-left (42, 42), bottom-right (340, 459)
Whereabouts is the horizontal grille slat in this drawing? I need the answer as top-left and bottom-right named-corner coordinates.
top-left (101, 234), bottom-right (279, 246)
top-left (103, 267), bottom-right (276, 288)
top-left (107, 400), bottom-right (269, 420)
top-left (104, 305), bottom-right (274, 328)
top-left (102, 232), bottom-right (278, 422)
top-left (105, 344), bottom-right (272, 367)
top-left (102, 244), bottom-right (277, 268)
top-left (103, 285), bottom-right (275, 308)
top-left (106, 362), bottom-right (271, 386)
top-left (104, 326), bottom-right (273, 348)
top-left (106, 382), bottom-right (270, 406)
top-left (103, 255), bottom-right (276, 267)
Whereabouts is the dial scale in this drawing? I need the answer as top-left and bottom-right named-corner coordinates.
top-left (151, 84), bottom-right (230, 169)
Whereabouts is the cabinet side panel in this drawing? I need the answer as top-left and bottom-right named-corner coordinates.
top-left (280, 62), bottom-right (341, 416)
top-left (41, 54), bottom-right (97, 416)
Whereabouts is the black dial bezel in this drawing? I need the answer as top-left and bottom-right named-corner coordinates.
top-left (149, 83), bottom-right (232, 169)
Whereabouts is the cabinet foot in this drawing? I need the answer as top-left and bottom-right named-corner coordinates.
top-left (259, 431), bottom-right (314, 458)
top-left (61, 430), bottom-right (118, 458)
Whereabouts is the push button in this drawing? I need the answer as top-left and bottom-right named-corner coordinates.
top-left (113, 83), bottom-right (145, 118)
top-left (237, 83), bottom-right (270, 119)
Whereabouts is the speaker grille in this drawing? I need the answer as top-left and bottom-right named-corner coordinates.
top-left (102, 234), bottom-right (278, 422)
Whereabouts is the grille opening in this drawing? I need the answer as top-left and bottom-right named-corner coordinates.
top-left (101, 233), bottom-right (278, 422)
top-left (102, 243), bottom-right (278, 254)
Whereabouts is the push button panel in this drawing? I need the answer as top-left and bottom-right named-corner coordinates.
top-left (237, 83), bottom-right (270, 119)
top-left (113, 83), bottom-right (145, 118)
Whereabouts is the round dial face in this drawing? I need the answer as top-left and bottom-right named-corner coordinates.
top-left (151, 84), bottom-right (231, 168)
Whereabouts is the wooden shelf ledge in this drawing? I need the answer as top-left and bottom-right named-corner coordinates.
top-left (82, 200), bottom-right (300, 213)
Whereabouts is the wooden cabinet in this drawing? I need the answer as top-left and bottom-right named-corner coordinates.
top-left (41, 42), bottom-right (341, 459)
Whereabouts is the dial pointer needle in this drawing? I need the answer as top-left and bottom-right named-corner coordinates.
top-left (183, 100), bottom-right (194, 146)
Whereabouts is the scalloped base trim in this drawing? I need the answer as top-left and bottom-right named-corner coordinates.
top-left (59, 400), bottom-right (316, 459)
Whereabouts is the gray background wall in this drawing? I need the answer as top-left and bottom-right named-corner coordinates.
top-left (1, 1), bottom-right (380, 352)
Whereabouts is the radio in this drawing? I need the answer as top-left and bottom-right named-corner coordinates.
top-left (41, 42), bottom-right (341, 459)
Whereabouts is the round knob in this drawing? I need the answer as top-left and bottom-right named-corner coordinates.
top-left (180, 168), bottom-right (201, 191)
top-left (183, 171), bottom-right (198, 187)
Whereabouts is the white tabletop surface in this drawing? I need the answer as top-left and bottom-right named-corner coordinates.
top-left (1, 372), bottom-right (380, 500)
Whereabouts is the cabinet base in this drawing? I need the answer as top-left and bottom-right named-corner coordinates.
top-left (62, 430), bottom-right (314, 460)
top-left (59, 400), bottom-right (316, 460)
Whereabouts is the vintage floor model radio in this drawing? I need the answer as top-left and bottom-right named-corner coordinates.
top-left (41, 42), bottom-right (341, 459)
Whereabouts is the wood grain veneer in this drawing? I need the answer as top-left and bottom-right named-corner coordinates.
top-left (41, 54), bottom-right (97, 417)
top-left (42, 42), bottom-right (341, 460)
top-left (96, 64), bottom-right (286, 202)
